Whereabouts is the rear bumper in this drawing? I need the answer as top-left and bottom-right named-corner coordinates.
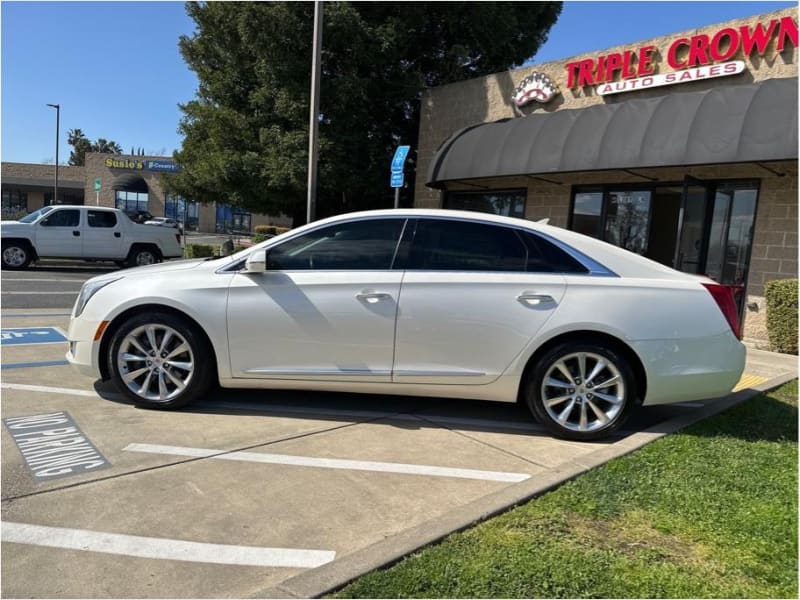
top-left (634, 333), bottom-right (746, 406)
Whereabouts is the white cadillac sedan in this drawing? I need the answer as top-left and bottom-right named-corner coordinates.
top-left (66, 209), bottom-right (745, 441)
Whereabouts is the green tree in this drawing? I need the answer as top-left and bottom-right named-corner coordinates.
top-left (68, 129), bottom-right (123, 165)
top-left (171, 1), bottom-right (562, 223)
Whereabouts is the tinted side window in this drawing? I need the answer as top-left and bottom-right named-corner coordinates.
top-left (41, 209), bottom-right (80, 227)
top-left (267, 219), bottom-right (405, 270)
top-left (408, 220), bottom-right (527, 272)
top-left (520, 231), bottom-right (590, 274)
top-left (88, 210), bottom-right (117, 228)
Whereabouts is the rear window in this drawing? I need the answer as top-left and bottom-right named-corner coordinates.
top-left (520, 231), bottom-right (590, 274)
top-left (88, 210), bottom-right (117, 228)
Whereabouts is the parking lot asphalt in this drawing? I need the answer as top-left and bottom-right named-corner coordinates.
top-left (1, 308), bottom-right (796, 598)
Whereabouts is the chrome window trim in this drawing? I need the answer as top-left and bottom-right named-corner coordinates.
top-left (243, 368), bottom-right (392, 376)
top-left (393, 370), bottom-right (487, 377)
top-left (218, 213), bottom-right (618, 277)
top-left (218, 215), bottom-right (410, 274)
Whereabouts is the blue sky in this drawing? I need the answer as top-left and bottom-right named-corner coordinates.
top-left (2, 1), bottom-right (796, 164)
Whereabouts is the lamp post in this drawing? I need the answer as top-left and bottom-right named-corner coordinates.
top-left (306, 1), bottom-right (322, 223)
top-left (46, 103), bottom-right (60, 205)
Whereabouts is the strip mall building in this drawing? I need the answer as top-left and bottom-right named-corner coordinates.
top-left (414, 8), bottom-right (798, 345)
top-left (1, 153), bottom-right (290, 234)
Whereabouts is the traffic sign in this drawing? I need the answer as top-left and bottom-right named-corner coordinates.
top-left (390, 171), bottom-right (404, 188)
top-left (391, 145), bottom-right (410, 170)
top-left (94, 178), bottom-right (101, 191)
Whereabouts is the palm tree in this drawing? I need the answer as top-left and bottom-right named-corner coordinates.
top-left (67, 129), bottom-right (92, 166)
top-left (94, 139), bottom-right (123, 154)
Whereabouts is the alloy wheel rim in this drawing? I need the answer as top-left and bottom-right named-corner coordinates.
top-left (3, 247), bottom-right (26, 267)
top-left (540, 351), bottom-right (625, 433)
top-left (136, 252), bottom-right (156, 265)
top-left (117, 324), bottom-right (194, 402)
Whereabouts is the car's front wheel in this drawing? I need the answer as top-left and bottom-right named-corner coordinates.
top-left (108, 312), bottom-right (214, 409)
top-left (1, 241), bottom-right (32, 270)
top-left (524, 342), bottom-right (638, 441)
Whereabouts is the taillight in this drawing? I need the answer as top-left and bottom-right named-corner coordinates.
top-left (175, 233), bottom-right (181, 244)
top-left (702, 283), bottom-right (741, 339)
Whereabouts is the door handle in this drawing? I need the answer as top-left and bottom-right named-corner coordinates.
top-left (72, 231), bottom-right (80, 237)
top-left (114, 232), bottom-right (121, 238)
top-left (517, 292), bottom-right (555, 306)
top-left (356, 291), bottom-right (392, 304)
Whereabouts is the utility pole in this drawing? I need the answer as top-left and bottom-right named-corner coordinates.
top-left (306, 0), bottom-right (323, 224)
top-left (46, 103), bottom-right (60, 204)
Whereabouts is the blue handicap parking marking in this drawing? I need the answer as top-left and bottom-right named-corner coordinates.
top-left (1, 327), bottom-right (68, 346)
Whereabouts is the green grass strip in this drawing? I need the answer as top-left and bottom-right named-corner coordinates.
top-left (335, 381), bottom-right (798, 598)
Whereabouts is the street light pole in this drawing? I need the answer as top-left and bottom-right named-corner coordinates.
top-left (46, 103), bottom-right (60, 205)
top-left (306, 0), bottom-right (323, 224)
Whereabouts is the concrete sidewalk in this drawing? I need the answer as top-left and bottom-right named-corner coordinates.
top-left (744, 346), bottom-right (798, 379)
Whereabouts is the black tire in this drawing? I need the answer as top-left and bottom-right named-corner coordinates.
top-left (127, 245), bottom-right (161, 268)
top-left (1, 241), bottom-right (32, 270)
top-left (524, 341), bottom-right (638, 441)
top-left (107, 311), bottom-right (214, 410)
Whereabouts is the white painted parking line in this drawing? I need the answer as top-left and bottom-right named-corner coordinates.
top-left (0, 383), bottom-right (99, 398)
top-left (1, 291), bottom-right (80, 295)
top-left (1, 278), bottom-right (88, 283)
top-left (125, 443), bottom-right (532, 482)
top-left (1, 522), bottom-right (335, 568)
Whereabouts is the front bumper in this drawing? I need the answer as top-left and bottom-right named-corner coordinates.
top-left (65, 315), bottom-right (104, 379)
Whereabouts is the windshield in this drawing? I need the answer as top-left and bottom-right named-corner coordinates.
top-left (18, 206), bottom-right (54, 223)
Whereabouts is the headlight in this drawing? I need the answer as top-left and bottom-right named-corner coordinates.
top-left (73, 277), bottom-right (123, 317)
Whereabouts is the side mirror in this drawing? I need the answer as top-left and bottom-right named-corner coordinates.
top-left (243, 249), bottom-right (267, 273)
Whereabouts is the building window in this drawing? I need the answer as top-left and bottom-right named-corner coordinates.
top-left (603, 190), bottom-right (652, 255)
top-left (2, 189), bottom-right (28, 219)
top-left (215, 203), bottom-right (251, 233)
top-left (165, 195), bottom-right (199, 231)
top-left (445, 189), bottom-right (526, 219)
top-left (569, 180), bottom-right (759, 291)
top-left (115, 190), bottom-right (149, 215)
top-left (571, 191), bottom-right (603, 238)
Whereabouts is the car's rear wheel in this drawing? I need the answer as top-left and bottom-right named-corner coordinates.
top-left (525, 342), bottom-right (637, 441)
top-left (108, 312), bottom-right (213, 410)
top-left (127, 245), bottom-right (160, 268)
top-left (1, 241), bottom-right (32, 270)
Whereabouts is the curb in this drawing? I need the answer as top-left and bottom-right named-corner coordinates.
top-left (255, 372), bottom-right (797, 599)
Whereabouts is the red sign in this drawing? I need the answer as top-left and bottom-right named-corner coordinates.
top-left (565, 16), bottom-right (797, 90)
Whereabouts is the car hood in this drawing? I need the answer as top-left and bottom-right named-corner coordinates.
top-left (120, 257), bottom-right (211, 276)
top-left (1, 220), bottom-right (32, 230)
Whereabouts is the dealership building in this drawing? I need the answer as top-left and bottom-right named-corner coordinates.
top-left (414, 7), bottom-right (798, 345)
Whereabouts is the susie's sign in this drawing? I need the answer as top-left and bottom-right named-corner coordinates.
top-left (565, 16), bottom-right (797, 96)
